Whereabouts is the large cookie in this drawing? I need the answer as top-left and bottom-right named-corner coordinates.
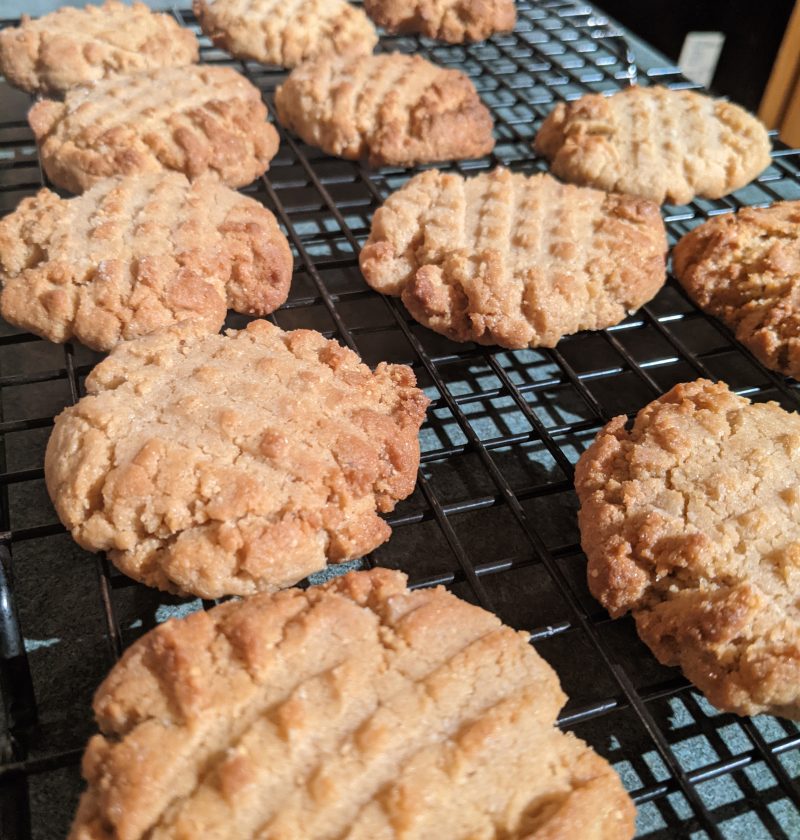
top-left (45, 320), bottom-right (429, 598)
top-left (0, 1), bottom-right (198, 94)
top-left (28, 65), bottom-right (279, 193)
top-left (534, 86), bottom-right (771, 205)
top-left (364, 0), bottom-right (516, 42)
top-left (68, 568), bottom-right (636, 840)
top-left (360, 167), bottom-right (667, 348)
top-left (673, 201), bottom-right (800, 379)
top-left (194, 0), bottom-right (377, 68)
top-left (274, 53), bottom-right (494, 167)
top-left (576, 379), bottom-right (800, 719)
top-left (0, 173), bottom-right (292, 351)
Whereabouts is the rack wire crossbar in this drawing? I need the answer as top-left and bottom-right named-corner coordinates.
top-left (0, 2), bottom-right (799, 837)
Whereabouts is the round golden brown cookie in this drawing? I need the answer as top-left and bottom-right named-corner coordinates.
top-left (68, 568), bottom-right (636, 840)
top-left (0, 173), bottom-right (292, 351)
top-left (364, 0), bottom-right (516, 42)
top-left (28, 65), bottom-right (279, 194)
top-left (673, 201), bottom-right (800, 379)
top-left (360, 167), bottom-right (667, 348)
top-left (575, 379), bottom-right (800, 719)
top-left (194, 0), bottom-right (377, 67)
top-left (274, 52), bottom-right (495, 167)
top-left (534, 86), bottom-right (771, 205)
top-left (0, 1), bottom-right (198, 94)
top-left (45, 320), bottom-right (429, 598)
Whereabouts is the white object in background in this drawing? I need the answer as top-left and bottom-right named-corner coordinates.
top-left (678, 31), bottom-right (726, 88)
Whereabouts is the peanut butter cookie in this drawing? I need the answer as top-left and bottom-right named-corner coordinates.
top-left (535, 86), bottom-right (771, 205)
top-left (274, 52), bottom-right (494, 166)
top-left (194, 0), bottom-right (377, 67)
top-left (28, 65), bottom-right (279, 193)
top-left (45, 321), bottom-right (429, 598)
top-left (576, 379), bottom-right (800, 718)
top-left (0, 1), bottom-right (198, 94)
top-left (0, 173), bottom-right (292, 350)
top-left (360, 167), bottom-right (667, 348)
top-left (364, 0), bottom-right (516, 42)
top-left (68, 568), bottom-right (636, 840)
top-left (673, 201), bottom-right (800, 378)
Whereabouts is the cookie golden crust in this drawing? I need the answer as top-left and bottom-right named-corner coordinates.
top-left (575, 380), bottom-right (800, 719)
top-left (45, 321), bottom-right (429, 598)
top-left (673, 202), bottom-right (800, 379)
top-left (534, 86), bottom-right (771, 205)
top-left (194, 0), bottom-right (378, 68)
top-left (0, 1), bottom-right (198, 94)
top-left (360, 167), bottom-right (667, 348)
top-left (68, 568), bottom-right (636, 840)
top-left (28, 65), bottom-right (279, 193)
top-left (274, 53), bottom-right (495, 167)
top-left (364, 0), bottom-right (516, 42)
top-left (0, 173), bottom-right (292, 351)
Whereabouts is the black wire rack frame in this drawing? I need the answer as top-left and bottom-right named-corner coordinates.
top-left (0, 1), bottom-right (799, 838)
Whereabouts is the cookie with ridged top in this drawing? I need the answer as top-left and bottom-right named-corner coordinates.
top-left (0, 1), bottom-right (198, 94)
top-left (28, 65), bottom-right (279, 193)
top-left (534, 86), bottom-right (771, 204)
top-left (194, 0), bottom-right (377, 68)
top-left (68, 567), bottom-right (636, 840)
top-left (576, 379), bottom-right (800, 718)
top-left (0, 172), bottom-right (292, 351)
top-left (360, 167), bottom-right (667, 348)
top-left (673, 201), bottom-right (800, 379)
top-left (274, 52), bottom-right (494, 167)
top-left (45, 320), bottom-right (429, 598)
top-left (364, 0), bottom-right (516, 42)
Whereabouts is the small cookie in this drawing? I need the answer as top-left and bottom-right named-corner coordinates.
top-left (576, 379), bottom-right (800, 719)
top-left (364, 0), bottom-right (516, 42)
top-left (28, 65), bottom-right (279, 193)
top-left (274, 53), bottom-right (494, 167)
top-left (45, 320), bottom-right (429, 598)
top-left (673, 201), bottom-right (800, 379)
top-left (0, 1), bottom-right (198, 94)
top-left (194, 0), bottom-right (378, 68)
top-left (360, 167), bottom-right (667, 348)
top-left (0, 173), bottom-right (292, 351)
top-left (68, 568), bottom-right (636, 840)
top-left (534, 86), bottom-right (771, 205)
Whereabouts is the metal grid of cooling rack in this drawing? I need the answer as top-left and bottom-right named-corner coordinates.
top-left (0, 1), bottom-right (799, 838)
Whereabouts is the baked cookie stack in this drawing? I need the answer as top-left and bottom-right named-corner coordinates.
top-left (0, 0), bottom-right (793, 836)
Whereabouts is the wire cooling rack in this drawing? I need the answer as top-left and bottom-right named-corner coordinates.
top-left (0, 2), bottom-right (799, 838)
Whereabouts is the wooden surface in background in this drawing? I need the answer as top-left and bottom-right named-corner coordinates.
top-left (760, 0), bottom-right (800, 145)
